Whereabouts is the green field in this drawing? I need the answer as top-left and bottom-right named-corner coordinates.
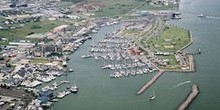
top-left (31, 58), bottom-right (52, 64)
top-left (137, 3), bottom-right (178, 10)
top-left (0, 20), bottom-right (67, 41)
top-left (146, 25), bottom-right (190, 52)
top-left (122, 29), bottom-right (140, 35)
top-left (94, 0), bottom-right (145, 17)
top-left (93, 0), bottom-right (178, 17)
top-left (57, 2), bottom-right (74, 9)
top-left (159, 54), bottom-right (178, 65)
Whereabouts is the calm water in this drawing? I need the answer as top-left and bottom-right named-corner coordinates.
top-left (52, 0), bottom-right (220, 109)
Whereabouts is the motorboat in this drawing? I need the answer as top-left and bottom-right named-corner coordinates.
top-left (197, 14), bottom-right (206, 18)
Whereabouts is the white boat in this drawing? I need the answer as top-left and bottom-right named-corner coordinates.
top-left (81, 54), bottom-right (92, 59)
top-left (41, 102), bottom-right (52, 107)
top-left (70, 81), bottom-right (78, 93)
top-left (197, 14), bottom-right (206, 18)
top-left (149, 90), bottom-right (156, 101)
top-left (62, 61), bottom-right (67, 67)
top-left (57, 91), bottom-right (66, 98)
top-left (65, 90), bottom-right (71, 95)
top-left (69, 69), bottom-right (74, 72)
top-left (61, 80), bottom-right (70, 83)
top-left (51, 99), bottom-right (58, 102)
top-left (92, 29), bottom-right (98, 33)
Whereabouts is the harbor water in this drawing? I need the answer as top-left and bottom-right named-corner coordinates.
top-left (52, 0), bottom-right (220, 109)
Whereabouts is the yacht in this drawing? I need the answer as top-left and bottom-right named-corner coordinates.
top-left (51, 99), bottom-right (58, 102)
top-left (65, 90), bottom-right (71, 95)
top-left (57, 91), bottom-right (66, 98)
top-left (70, 81), bottom-right (78, 93)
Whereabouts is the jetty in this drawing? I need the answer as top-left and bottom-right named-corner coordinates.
top-left (136, 70), bottom-right (164, 95)
top-left (177, 85), bottom-right (199, 110)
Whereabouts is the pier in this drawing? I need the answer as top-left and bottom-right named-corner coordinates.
top-left (136, 70), bottom-right (164, 95)
top-left (177, 85), bottom-right (199, 110)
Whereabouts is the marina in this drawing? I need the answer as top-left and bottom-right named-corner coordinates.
top-left (0, 0), bottom-right (219, 109)
top-left (82, 28), bottom-right (158, 79)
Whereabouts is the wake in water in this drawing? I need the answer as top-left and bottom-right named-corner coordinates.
top-left (205, 16), bottom-right (220, 20)
top-left (182, 12), bottom-right (220, 20)
top-left (172, 80), bottom-right (191, 89)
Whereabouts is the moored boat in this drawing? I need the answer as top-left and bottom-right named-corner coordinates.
top-left (69, 81), bottom-right (78, 93)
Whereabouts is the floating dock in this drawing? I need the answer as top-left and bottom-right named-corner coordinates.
top-left (136, 70), bottom-right (164, 95)
top-left (177, 85), bottom-right (199, 110)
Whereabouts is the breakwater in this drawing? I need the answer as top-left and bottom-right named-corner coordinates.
top-left (136, 70), bottom-right (164, 95)
top-left (177, 85), bottom-right (199, 110)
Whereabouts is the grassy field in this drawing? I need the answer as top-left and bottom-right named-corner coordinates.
top-left (147, 25), bottom-right (190, 52)
top-left (31, 58), bottom-right (52, 64)
top-left (0, 17), bottom-right (5, 22)
top-left (94, 0), bottom-right (145, 17)
top-left (93, 0), bottom-right (178, 17)
top-left (137, 3), bottom-right (178, 10)
top-left (0, 20), bottom-right (67, 41)
top-left (57, 2), bottom-right (74, 9)
top-left (159, 54), bottom-right (178, 66)
top-left (122, 29), bottom-right (140, 35)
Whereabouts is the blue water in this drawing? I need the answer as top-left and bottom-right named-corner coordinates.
top-left (51, 0), bottom-right (220, 109)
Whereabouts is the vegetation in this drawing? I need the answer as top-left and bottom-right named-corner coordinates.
top-left (0, 17), bottom-right (5, 22)
top-left (137, 3), bottom-right (178, 10)
top-left (61, 0), bottom-right (85, 3)
top-left (31, 25), bottom-right (42, 29)
top-left (0, 20), bottom-right (67, 41)
top-left (57, 1), bottom-right (74, 9)
top-left (31, 58), bottom-right (52, 64)
top-left (146, 25), bottom-right (190, 52)
top-left (122, 29), bottom-right (140, 35)
top-left (159, 54), bottom-right (178, 66)
top-left (94, 0), bottom-right (145, 17)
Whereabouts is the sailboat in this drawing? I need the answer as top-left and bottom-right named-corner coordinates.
top-left (149, 90), bottom-right (156, 101)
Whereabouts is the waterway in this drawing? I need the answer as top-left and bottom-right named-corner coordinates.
top-left (52, 0), bottom-right (220, 109)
